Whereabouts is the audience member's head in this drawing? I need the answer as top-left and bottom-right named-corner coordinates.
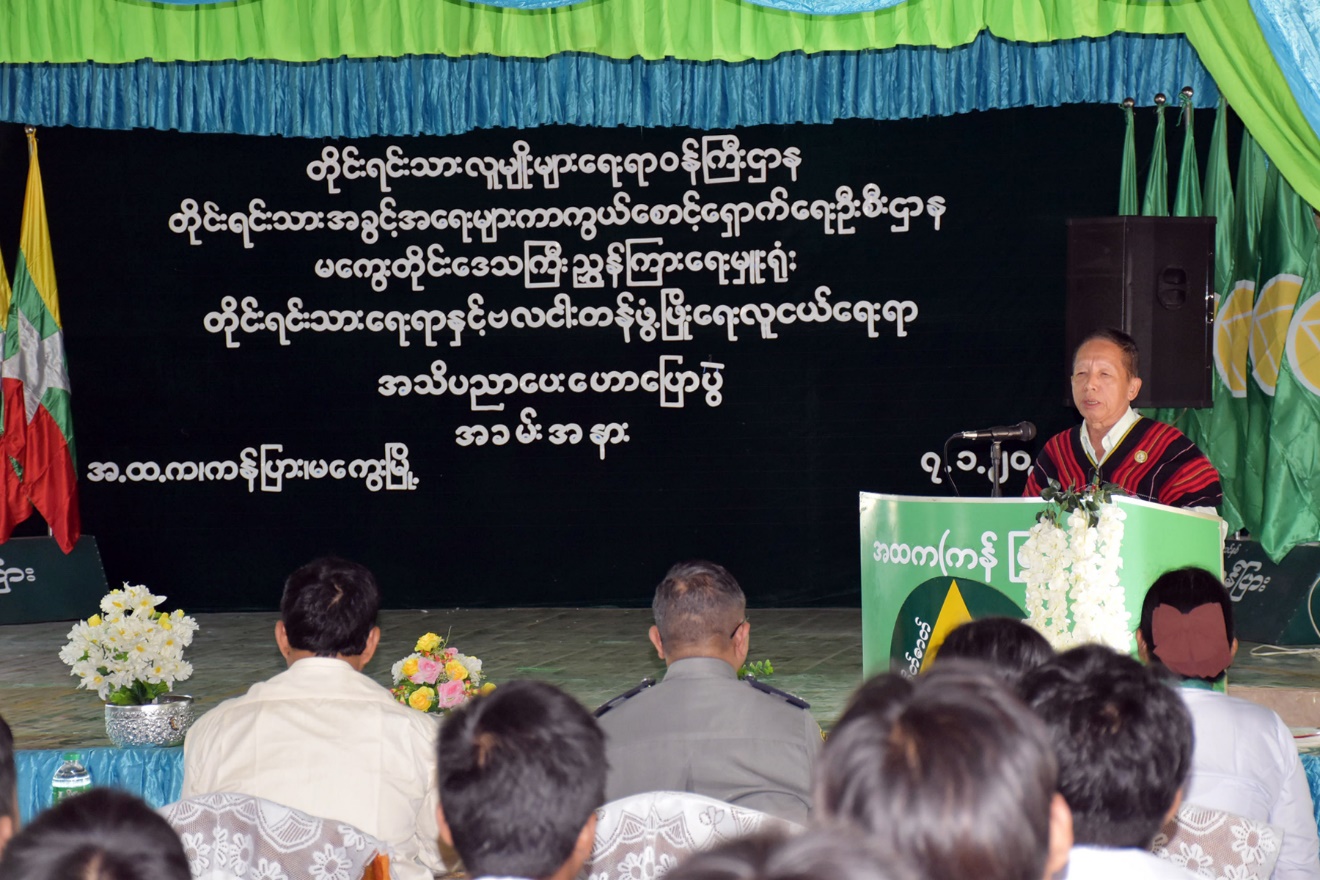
top-left (650, 560), bottom-right (749, 668)
top-left (1022, 644), bottom-right (1192, 849)
top-left (816, 663), bottom-right (1072, 880)
top-left (0, 714), bottom-right (14, 855)
top-left (932, 617), bottom-right (1055, 692)
top-left (437, 679), bottom-right (606, 880)
top-left (0, 789), bottom-right (189, 880)
top-left (277, 556), bottom-right (381, 665)
top-left (1138, 567), bottom-right (1236, 683)
top-left (663, 826), bottom-right (924, 880)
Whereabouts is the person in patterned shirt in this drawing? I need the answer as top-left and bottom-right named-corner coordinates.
top-left (1023, 328), bottom-right (1221, 509)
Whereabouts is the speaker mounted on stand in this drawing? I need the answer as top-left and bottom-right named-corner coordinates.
top-left (1065, 216), bottom-right (1215, 408)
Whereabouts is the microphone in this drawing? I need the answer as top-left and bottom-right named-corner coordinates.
top-left (958, 421), bottom-right (1037, 442)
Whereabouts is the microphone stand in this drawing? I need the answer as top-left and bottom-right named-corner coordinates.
top-left (989, 440), bottom-right (1003, 498)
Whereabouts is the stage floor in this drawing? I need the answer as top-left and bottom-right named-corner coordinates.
top-left (4, 607), bottom-right (1320, 751)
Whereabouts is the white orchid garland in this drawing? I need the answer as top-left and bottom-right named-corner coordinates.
top-left (1019, 480), bottom-right (1132, 652)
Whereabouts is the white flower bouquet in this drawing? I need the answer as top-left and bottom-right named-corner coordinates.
top-left (58, 583), bottom-right (199, 704)
top-left (1019, 479), bottom-right (1131, 652)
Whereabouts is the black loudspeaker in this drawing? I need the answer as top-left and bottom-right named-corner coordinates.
top-left (1065, 217), bottom-right (1215, 408)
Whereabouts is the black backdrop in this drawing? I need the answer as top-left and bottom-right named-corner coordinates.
top-left (0, 105), bottom-right (1230, 610)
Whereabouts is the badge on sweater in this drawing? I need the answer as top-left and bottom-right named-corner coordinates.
top-left (1135, 450), bottom-right (1148, 463)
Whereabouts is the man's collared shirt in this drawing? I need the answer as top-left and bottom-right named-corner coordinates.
top-left (182, 657), bottom-right (445, 880)
top-left (597, 655), bottom-right (821, 823)
top-left (1080, 405), bottom-right (1141, 466)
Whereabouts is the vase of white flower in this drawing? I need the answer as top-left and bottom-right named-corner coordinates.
top-left (60, 583), bottom-right (200, 748)
top-left (104, 694), bottom-right (196, 747)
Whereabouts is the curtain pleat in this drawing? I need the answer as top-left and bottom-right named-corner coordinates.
top-left (0, 34), bottom-right (1217, 139)
top-left (0, 0), bottom-right (1183, 66)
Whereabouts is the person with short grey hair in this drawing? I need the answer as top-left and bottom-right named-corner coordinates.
top-left (595, 560), bottom-right (821, 823)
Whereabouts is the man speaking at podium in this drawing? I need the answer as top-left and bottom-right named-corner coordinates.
top-left (1023, 328), bottom-right (1222, 509)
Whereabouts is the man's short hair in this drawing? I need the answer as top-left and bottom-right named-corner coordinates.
top-left (652, 560), bottom-right (746, 649)
top-left (933, 618), bottom-right (1055, 693)
top-left (438, 679), bottom-right (606, 879)
top-left (280, 557), bottom-right (380, 657)
top-left (663, 827), bottom-right (921, 880)
top-left (0, 714), bottom-right (14, 827)
top-left (816, 663), bottom-right (1059, 880)
top-left (1022, 644), bottom-right (1192, 848)
top-left (0, 789), bottom-right (190, 880)
top-left (1140, 567), bottom-right (1234, 683)
top-left (1076, 327), bottom-right (1140, 377)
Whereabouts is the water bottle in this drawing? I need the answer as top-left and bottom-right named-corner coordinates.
top-left (50, 752), bottom-right (92, 805)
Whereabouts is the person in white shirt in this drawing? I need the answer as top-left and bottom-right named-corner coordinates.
top-left (182, 557), bottom-right (444, 880)
top-left (1023, 645), bottom-right (1200, 880)
top-left (436, 680), bottom-right (605, 880)
top-left (1138, 567), bottom-right (1320, 880)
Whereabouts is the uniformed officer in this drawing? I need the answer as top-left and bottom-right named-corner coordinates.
top-left (594, 560), bottom-right (821, 823)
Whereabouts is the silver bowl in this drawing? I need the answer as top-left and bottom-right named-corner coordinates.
top-left (104, 695), bottom-right (195, 748)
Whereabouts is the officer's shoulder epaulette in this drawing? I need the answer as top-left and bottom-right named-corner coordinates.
top-left (593, 677), bottom-right (656, 718)
top-left (743, 675), bottom-right (810, 709)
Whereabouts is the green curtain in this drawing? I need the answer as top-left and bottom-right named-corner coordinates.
top-left (0, 0), bottom-right (1183, 64)
top-left (1175, 0), bottom-right (1320, 211)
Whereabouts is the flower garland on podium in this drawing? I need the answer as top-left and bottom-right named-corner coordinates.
top-left (1018, 480), bottom-right (1131, 652)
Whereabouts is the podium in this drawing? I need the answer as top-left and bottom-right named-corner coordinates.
top-left (858, 493), bottom-right (1223, 677)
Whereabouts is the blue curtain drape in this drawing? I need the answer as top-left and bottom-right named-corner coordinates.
top-left (0, 33), bottom-right (1217, 139)
top-left (1249, 0), bottom-right (1320, 154)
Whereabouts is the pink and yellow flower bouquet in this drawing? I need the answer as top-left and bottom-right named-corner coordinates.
top-left (389, 632), bottom-right (493, 715)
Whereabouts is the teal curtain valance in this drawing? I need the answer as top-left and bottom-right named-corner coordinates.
top-left (0, 34), bottom-right (1217, 139)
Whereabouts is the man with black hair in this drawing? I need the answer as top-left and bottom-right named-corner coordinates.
top-left (1139, 567), bottom-right (1319, 880)
top-left (1022, 644), bottom-right (1198, 879)
top-left (183, 557), bottom-right (444, 880)
top-left (931, 617), bottom-right (1055, 694)
top-left (663, 827), bottom-right (924, 880)
top-left (0, 714), bottom-right (16, 858)
top-left (437, 680), bottom-right (605, 880)
top-left (816, 663), bottom-right (1074, 880)
top-left (0, 788), bottom-right (189, 880)
top-left (595, 560), bottom-right (821, 822)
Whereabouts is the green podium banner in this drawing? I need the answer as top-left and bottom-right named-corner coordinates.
top-left (858, 493), bottom-right (1223, 677)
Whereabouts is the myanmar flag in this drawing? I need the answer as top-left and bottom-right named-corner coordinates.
top-left (0, 243), bottom-right (32, 540)
top-left (0, 128), bottom-right (80, 553)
